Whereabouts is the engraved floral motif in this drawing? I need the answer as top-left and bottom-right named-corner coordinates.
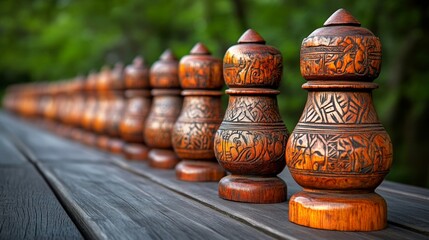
top-left (173, 122), bottom-right (218, 150)
top-left (300, 91), bottom-right (379, 124)
top-left (179, 61), bottom-right (223, 89)
top-left (144, 95), bottom-right (182, 148)
top-left (301, 36), bottom-right (381, 79)
top-left (144, 119), bottom-right (176, 148)
top-left (172, 95), bottom-right (223, 160)
top-left (215, 128), bottom-right (288, 164)
top-left (286, 130), bottom-right (392, 174)
top-left (223, 51), bottom-right (282, 87)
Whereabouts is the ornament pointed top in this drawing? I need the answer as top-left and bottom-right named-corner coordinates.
top-left (324, 8), bottom-right (361, 27)
top-left (190, 42), bottom-right (211, 55)
top-left (238, 29), bottom-right (266, 44)
top-left (160, 49), bottom-right (177, 61)
top-left (133, 56), bottom-right (144, 67)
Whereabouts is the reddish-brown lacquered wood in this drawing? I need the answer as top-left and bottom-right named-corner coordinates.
top-left (285, 9), bottom-right (392, 231)
top-left (97, 135), bottom-right (111, 151)
top-left (81, 131), bottom-right (98, 147)
top-left (81, 71), bottom-right (99, 135)
top-left (106, 91), bottom-right (126, 154)
top-left (144, 50), bottom-right (182, 169)
top-left (148, 149), bottom-right (180, 169)
top-left (172, 43), bottom-right (225, 181)
top-left (103, 63), bottom-right (126, 154)
top-left (68, 76), bottom-right (85, 128)
top-left (92, 92), bottom-right (110, 135)
top-left (124, 56), bottom-right (150, 89)
top-left (120, 56), bottom-right (152, 160)
top-left (289, 191), bottom-right (387, 231)
top-left (175, 161), bottom-right (225, 182)
top-left (120, 90), bottom-right (151, 160)
top-left (214, 29), bottom-right (289, 203)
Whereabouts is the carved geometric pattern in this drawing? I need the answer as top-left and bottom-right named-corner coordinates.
top-left (180, 96), bottom-right (222, 120)
top-left (301, 36), bottom-right (381, 79)
top-left (151, 97), bottom-right (182, 118)
top-left (300, 92), bottom-right (379, 123)
top-left (224, 96), bottom-right (283, 123)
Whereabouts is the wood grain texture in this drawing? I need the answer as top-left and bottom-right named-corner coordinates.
top-left (0, 134), bottom-right (28, 165)
top-left (0, 113), bottom-right (111, 163)
top-left (38, 162), bottom-right (273, 240)
top-left (112, 156), bottom-right (429, 240)
top-left (0, 166), bottom-right (82, 240)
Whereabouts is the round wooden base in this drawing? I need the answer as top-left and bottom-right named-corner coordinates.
top-left (218, 175), bottom-right (287, 203)
top-left (148, 149), bottom-right (180, 169)
top-left (289, 191), bottom-right (387, 231)
top-left (82, 132), bottom-right (97, 146)
top-left (108, 138), bottom-right (124, 154)
top-left (124, 143), bottom-right (149, 160)
top-left (70, 128), bottom-right (84, 142)
top-left (175, 161), bottom-right (225, 182)
top-left (97, 135), bottom-right (111, 151)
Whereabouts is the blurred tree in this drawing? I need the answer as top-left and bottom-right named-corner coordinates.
top-left (0, 0), bottom-right (428, 187)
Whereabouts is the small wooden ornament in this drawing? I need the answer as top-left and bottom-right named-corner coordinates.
top-left (120, 56), bottom-right (152, 160)
top-left (144, 49), bottom-right (183, 169)
top-left (172, 43), bottom-right (225, 181)
top-left (214, 29), bottom-right (289, 203)
top-left (286, 9), bottom-right (393, 231)
top-left (81, 71), bottom-right (100, 146)
top-left (105, 63), bottom-right (126, 154)
top-left (67, 76), bottom-right (86, 141)
top-left (93, 67), bottom-right (113, 150)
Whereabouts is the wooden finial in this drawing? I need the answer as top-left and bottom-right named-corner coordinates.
top-left (133, 56), bottom-right (144, 67)
top-left (324, 8), bottom-right (361, 26)
top-left (190, 42), bottom-right (211, 55)
top-left (237, 29), bottom-right (266, 44)
top-left (160, 49), bottom-right (177, 61)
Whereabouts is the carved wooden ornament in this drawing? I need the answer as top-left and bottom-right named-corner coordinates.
top-left (120, 56), bottom-right (152, 160)
top-left (214, 29), bottom-right (289, 203)
top-left (144, 49), bottom-right (183, 169)
top-left (286, 9), bottom-right (393, 231)
top-left (172, 43), bottom-right (225, 181)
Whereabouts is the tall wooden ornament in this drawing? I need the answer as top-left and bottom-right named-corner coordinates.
top-left (172, 43), bottom-right (225, 181)
top-left (286, 9), bottom-right (393, 231)
top-left (214, 29), bottom-right (289, 203)
top-left (120, 57), bottom-right (152, 160)
top-left (144, 50), bottom-right (183, 169)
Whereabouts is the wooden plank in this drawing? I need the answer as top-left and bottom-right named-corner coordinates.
top-left (0, 134), bottom-right (28, 165)
top-left (0, 165), bottom-right (83, 239)
top-left (0, 113), bottom-right (111, 163)
top-left (379, 181), bottom-right (429, 200)
top-left (38, 162), bottom-right (275, 240)
top-left (112, 157), bottom-right (429, 240)
top-left (377, 190), bottom-right (429, 234)
top-left (3, 111), bottom-right (429, 238)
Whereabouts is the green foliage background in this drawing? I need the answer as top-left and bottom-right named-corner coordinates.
top-left (1, 0), bottom-right (428, 187)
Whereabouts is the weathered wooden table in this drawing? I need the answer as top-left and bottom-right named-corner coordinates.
top-left (0, 111), bottom-right (428, 240)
